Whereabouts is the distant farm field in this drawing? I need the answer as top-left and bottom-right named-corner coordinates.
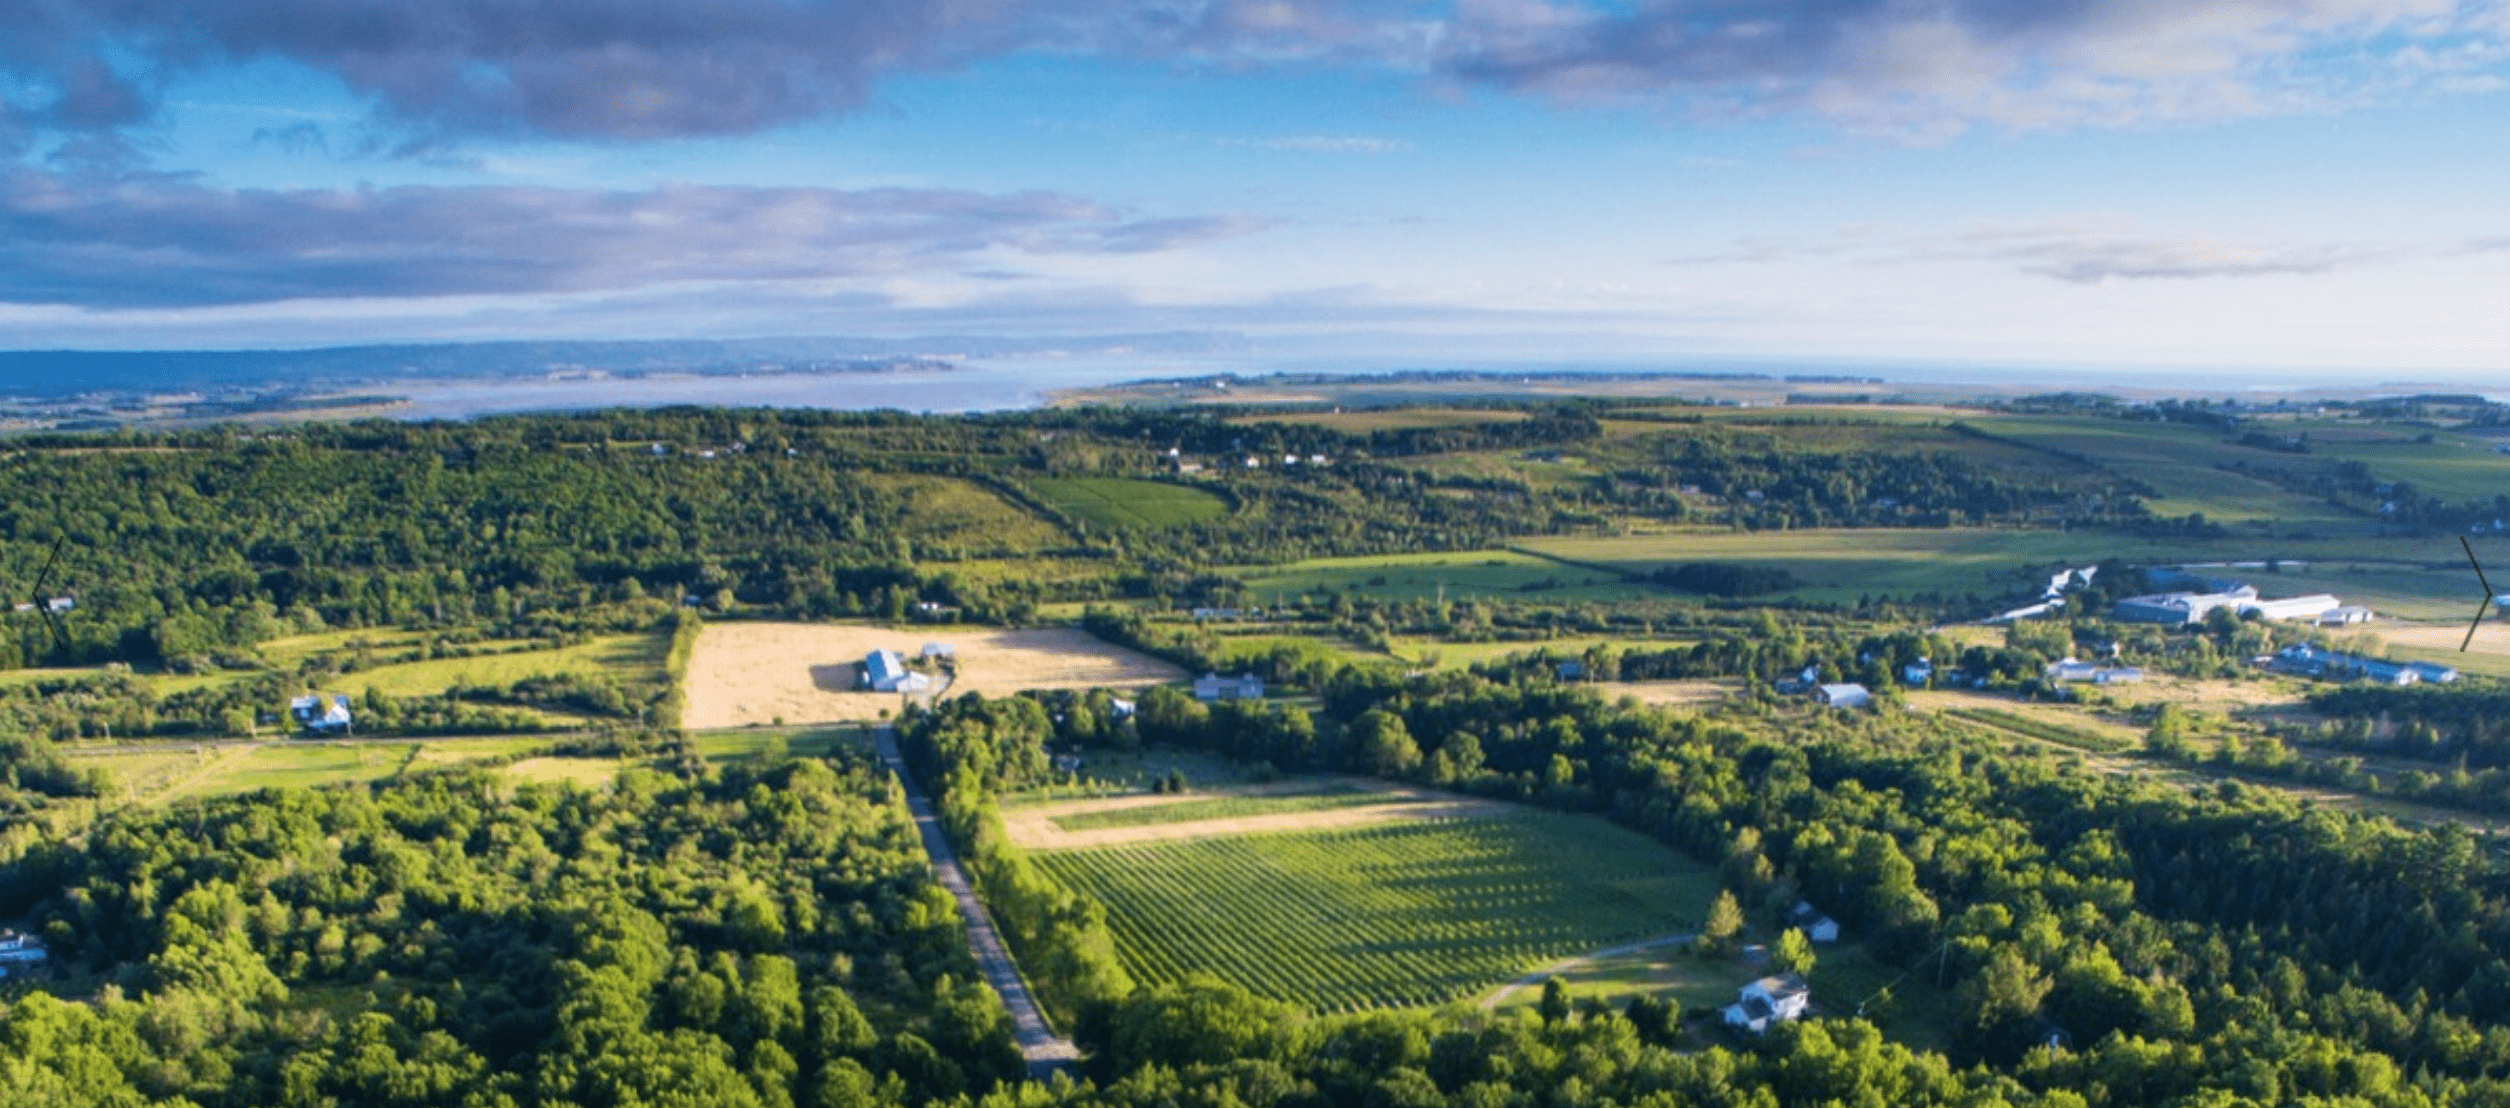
top-left (1227, 407), bottom-right (1530, 432)
top-left (1032, 811), bottom-right (1719, 1012)
top-left (679, 622), bottom-right (1183, 729)
top-left (1028, 478), bottom-right (1230, 529)
top-left (1228, 549), bottom-right (1658, 604)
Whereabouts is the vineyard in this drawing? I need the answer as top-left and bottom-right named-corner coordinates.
top-left (1026, 477), bottom-right (1231, 529)
top-left (1031, 812), bottom-right (1719, 1011)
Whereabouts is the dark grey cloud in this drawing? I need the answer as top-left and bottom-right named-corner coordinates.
top-left (6, 0), bottom-right (1026, 142)
top-left (0, 168), bottom-right (1257, 307)
top-left (3, 0), bottom-right (2503, 144)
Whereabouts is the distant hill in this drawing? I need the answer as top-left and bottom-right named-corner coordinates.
top-left (0, 333), bottom-right (1247, 399)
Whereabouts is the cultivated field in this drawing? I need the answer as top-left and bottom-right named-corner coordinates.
top-left (1228, 408), bottom-right (1530, 432)
top-left (1001, 778), bottom-right (1504, 849)
top-left (1033, 811), bottom-right (1720, 1012)
top-left (1608, 679), bottom-right (1737, 708)
top-left (1027, 477), bottom-right (1230, 529)
top-left (679, 622), bottom-right (1184, 729)
top-left (1229, 549), bottom-right (1658, 604)
top-left (2364, 622), bottom-right (2510, 678)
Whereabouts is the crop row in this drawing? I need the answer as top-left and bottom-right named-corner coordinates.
top-left (1032, 813), bottom-right (1718, 1012)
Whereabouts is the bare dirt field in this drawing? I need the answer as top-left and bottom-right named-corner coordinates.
top-left (1607, 679), bottom-right (1735, 708)
top-left (1000, 778), bottom-right (1506, 850)
top-left (681, 622), bottom-right (1185, 730)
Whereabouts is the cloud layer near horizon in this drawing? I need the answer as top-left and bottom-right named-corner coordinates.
top-left (0, 169), bottom-right (1255, 307)
top-left (4, 0), bottom-right (2503, 145)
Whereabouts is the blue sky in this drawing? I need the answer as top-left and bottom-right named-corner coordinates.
top-left (4, 0), bottom-right (2509, 379)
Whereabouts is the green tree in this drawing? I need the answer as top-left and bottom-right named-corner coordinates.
top-left (1772, 928), bottom-right (1816, 977)
top-left (1538, 978), bottom-right (1570, 1027)
top-left (1699, 889), bottom-right (1745, 957)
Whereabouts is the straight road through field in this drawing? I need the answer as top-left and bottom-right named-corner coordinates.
top-left (873, 725), bottom-right (1081, 1077)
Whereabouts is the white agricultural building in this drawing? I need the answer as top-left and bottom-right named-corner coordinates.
top-left (1193, 673), bottom-right (1266, 702)
top-left (863, 650), bottom-right (932, 693)
top-left (2242, 594), bottom-right (2343, 622)
top-left (1815, 683), bottom-right (1871, 709)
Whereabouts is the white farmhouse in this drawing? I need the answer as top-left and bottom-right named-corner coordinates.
top-left (1723, 974), bottom-right (1811, 1034)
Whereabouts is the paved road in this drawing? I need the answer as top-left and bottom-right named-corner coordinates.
top-left (873, 726), bottom-right (1081, 1077)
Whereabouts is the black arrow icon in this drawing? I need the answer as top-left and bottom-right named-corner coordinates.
top-left (13, 534), bottom-right (74, 659)
top-left (2465, 536), bottom-right (2496, 652)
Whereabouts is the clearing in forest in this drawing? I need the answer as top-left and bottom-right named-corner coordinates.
top-left (1032, 811), bottom-right (1719, 1012)
top-left (678, 622), bottom-right (1183, 729)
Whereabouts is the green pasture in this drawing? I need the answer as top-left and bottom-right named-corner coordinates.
top-left (1228, 549), bottom-right (1660, 604)
top-left (691, 726), bottom-right (864, 763)
top-left (337, 632), bottom-right (668, 700)
top-left (1033, 810), bottom-right (1721, 1012)
top-left (1388, 637), bottom-right (1692, 671)
top-left (1201, 631), bottom-right (1393, 670)
top-left (2276, 420), bottom-right (2509, 503)
top-left (1960, 416), bottom-right (2366, 529)
top-left (1517, 529), bottom-right (2093, 603)
top-left (1028, 477), bottom-right (1230, 529)
top-left (1047, 783), bottom-right (1390, 832)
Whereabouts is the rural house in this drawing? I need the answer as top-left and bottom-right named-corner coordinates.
top-left (289, 693), bottom-right (354, 735)
top-left (1723, 974), bottom-right (1811, 1034)
top-left (1193, 673), bottom-right (1265, 702)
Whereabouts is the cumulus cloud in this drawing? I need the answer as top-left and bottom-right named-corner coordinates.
top-left (0, 168), bottom-right (1258, 307)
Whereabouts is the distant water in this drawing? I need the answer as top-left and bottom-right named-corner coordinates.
top-left (377, 353), bottom-right (2506, 420)
top-left (387, 364), bottom-right (1100, 419)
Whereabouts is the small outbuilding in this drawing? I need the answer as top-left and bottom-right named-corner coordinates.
top-left (1788, 902), bottom-right (1842, 944)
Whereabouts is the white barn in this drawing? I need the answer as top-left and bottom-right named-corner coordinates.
top-left (863, 650), bottom-right (933, 693)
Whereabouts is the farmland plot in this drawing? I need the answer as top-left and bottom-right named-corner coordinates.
top-left (1033, 812), bottom-right (1717, 1012)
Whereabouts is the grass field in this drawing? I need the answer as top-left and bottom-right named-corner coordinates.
top-left (899, 476), bottom-right (1070, 553)
top-left (1032, 811), bottom-right (1720, 1012)
top-left (1387, 637), bottom-right (1694, 670)
top-left (1046, 783), bottom-right (1386, 831)
top-left (1229, 549), bottom-right (1660, 604)
top-left (1519, 529), bottom-right (2098, 604)
top-left (1028, 477), bottom-right (1230, 529)
top-left (1960, 416), bottom-right (2366, 530)
top-left (336, 633), bottom-right (669, 701)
